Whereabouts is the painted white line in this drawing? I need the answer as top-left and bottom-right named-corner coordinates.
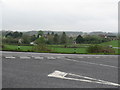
top-left (78, 57), bottom-right (83, 58)
top-left (5, 57), bottom-right (16, 59)
top-left (113, 56), bottom-right (118, 58)
top-left (47, 57), bottom-right (56, 60)
top-left (99, 64), bottom-right (118, 68)
top-left (95, 57), bottom-right (100, 58)
top-left (66, 59), bottom-right (118, 69)
top-left (34, 57), bottom-right (44, 59)
top-left (2, 51), bottom-right (118, 56)
top-left (20, 57), bottom-right (30, 59)
top-left (48, 70), bottom-right (120, 87)
top-left (66, 59), bottom-right (79, 62)
top-left (48, 70), bottom-right (67, 78)
top-left (57, 57), bottom-right (63, 59)
top-left (80, 61), bottom-right (118, 68)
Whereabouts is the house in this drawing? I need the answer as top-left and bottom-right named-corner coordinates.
top-left (30, 42), bottom-right (36, 45)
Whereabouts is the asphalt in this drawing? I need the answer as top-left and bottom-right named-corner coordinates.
top-left (1, 51), bottom-right (119, 88)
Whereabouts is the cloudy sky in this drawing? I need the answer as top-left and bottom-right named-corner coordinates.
top-left (1, 0), bottom-right (119, 32)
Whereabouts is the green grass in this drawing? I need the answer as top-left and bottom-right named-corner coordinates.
top-left (100, 40), bottom-right (118, 47)
top-left (48, 44), bottom-right (88, 48)
top-left (2, 42), bottom-right (120, 55)
top-left (49, 47), bottom-right (87, 54)
top-left (99, 40), bottom-right (120, 54)
top-left (4, 45), bottom-right (33, 51)
top-left (3, 44), bottom-right (87, 54)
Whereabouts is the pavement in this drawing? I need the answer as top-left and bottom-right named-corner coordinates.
top-left (1, 51), bottom-right (119, 88)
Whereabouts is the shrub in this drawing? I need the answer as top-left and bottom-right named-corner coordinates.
top-left (87, 45), bottom-right (115, 54)
top-left (0, 44), bottom-right (5, 50)
top-left (33, 44), bottom-right (51, 52)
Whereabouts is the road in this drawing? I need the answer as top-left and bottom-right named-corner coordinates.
top-left (1, 51), bottom-right (119, 88)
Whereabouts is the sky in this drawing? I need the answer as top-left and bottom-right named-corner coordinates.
top-left (1, 0), bottom-right (119, 32)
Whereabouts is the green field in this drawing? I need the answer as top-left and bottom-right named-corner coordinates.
top-left (50, 47), bottom-right (87, 54)
top-left (3, 45), bottom-right (33, 51)
top-left (3, 44), bottom-right (87, 54)
top-left (2, 40), bottom-right (120, 54)
top-left (100, 40), bottom-right (118, 47)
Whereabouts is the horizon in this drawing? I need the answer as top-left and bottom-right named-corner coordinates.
top-left (1, 29), bottom-right (118, 33)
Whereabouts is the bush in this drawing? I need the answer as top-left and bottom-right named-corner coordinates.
top-left (87, 45), bottom-right (115, 54)
top-left (33, 44), bottom-right (52, 52)
top-left (0, 44), bottom-right (5, 50)
top-left (2, 38), bottom-right (18, 44)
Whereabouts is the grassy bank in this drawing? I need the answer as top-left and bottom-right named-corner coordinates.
top-left (2, 44), bottom-right (88, 54)
top-left (3, 45), bottom-right (33, 52)
top-left (2, 43), bottom-right (119, 55)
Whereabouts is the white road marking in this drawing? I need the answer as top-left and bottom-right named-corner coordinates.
top-left (34, 57), bottom-right (44, 59)
top-left (66, 59), bottom-right (79, 62)
top-left (78, 57), bottom-right (83, 58)
top-left (32, 56), bottom-right (44, 59)
top-left (57, 56), bottom-right (64, 59)
top-left (48, 70), bottom-right (120, 87)
top-left (95, 57), bottom-right (100, 58)
top-left (57, 57), bottom-right (60, 59)
top-left (2, 51), bottom-right (118, 56)
top-left (5, 57), bottom-right (16, 59)
top-left (47, 57), bottom-right (56, 60)
top-left (20, 56), bottom-right (30, 59)
top-left (66, 59), bottom-right (118, 69)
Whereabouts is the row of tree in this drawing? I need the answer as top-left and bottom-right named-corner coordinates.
top-left (5, 31), bottom-right (23, 38)
top-left (35, 31), bottom-right (74, 45)
top-left (76, 35), bottom-right (110, 44)
top-left (2, 30), bottom-right (111, 45)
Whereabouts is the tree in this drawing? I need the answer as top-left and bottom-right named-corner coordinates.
top-left (47, 32), bottom-right (50, 36)
top-left (33, 36), bottom-right (49, 52)
top-left (12, 31), bottom-right (23, 38)
top-left (22, 35), bottom-right (31, 44)
top-left (76, 35), bottom-right (84, 44)
top-left (53, 34), bottom-right (59, 44)
top-left (83, 35), bottom-right (109, 44)
top-left (61, 32), bottom-right (67, 44)
top-left (51, 32), bottom-right (54, 36)
top-left (37, 30), bottom-right (44, 38)
top-left (19, 32), bottom-right (23, 37)
top-left (5, 31), bottom-right (23, 38)
top-left (46, 35), bottom-right (54, 44)
top-left (35, 36), bottom-right (46, 44)
top-left (30, 35), bottom-right (37, 42)
top-left (5, 32), bottom-right (13, 37)
top-left (87, 45), bottom-right (115, 54)
top-left (68, 37), bottom-right (74, 44)
top-left (2, 37), bottom-right (18, 44)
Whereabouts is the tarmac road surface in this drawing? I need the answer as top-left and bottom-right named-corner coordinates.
top-left (1, 51), bottom-right (119, 88)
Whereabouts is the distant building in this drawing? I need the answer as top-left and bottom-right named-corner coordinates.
top-left (73, 40), bottom-right (76, 44)
top-left (18, 39), bottom-right (22, 44)
top-left (39, 35), bottom-right (41, 38)
top-left (106, 35), bottom-right (117, 40)
top-left (30, 42), bottom-right (36, 45)
top-left (98, 34), bottom-right (118, 40)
